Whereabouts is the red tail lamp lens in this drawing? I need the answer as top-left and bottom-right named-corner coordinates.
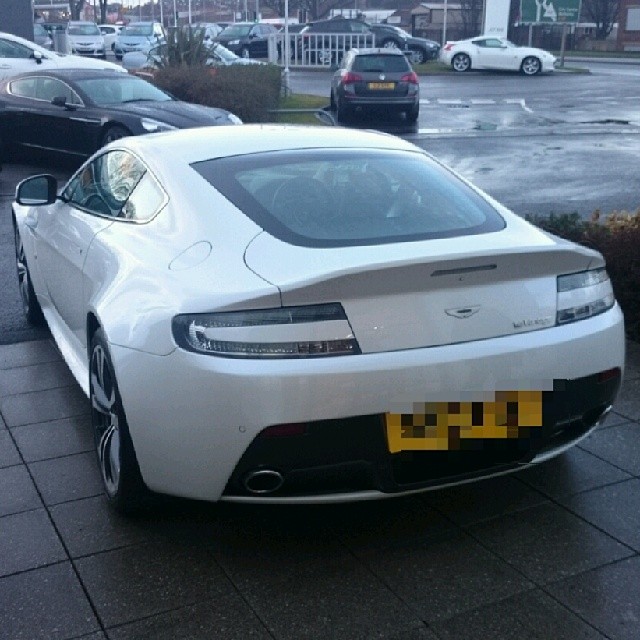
top-left (260, 423), bottom-right (308, 438)
top-left (598, 367), bottom-right (621, 383)
top-left (400, 71), bottom-right (419, 84)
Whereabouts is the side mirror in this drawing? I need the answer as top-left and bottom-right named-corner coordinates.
top-left (32, 50), bottom-right (44, 64)
top-left (16, 174), bottom-right (58, 206)
top-left (51, 95), bottom-right (73, 109)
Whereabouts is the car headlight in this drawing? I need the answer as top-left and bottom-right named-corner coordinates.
top-left (228, 39), bottom-right (240, 45)
top-left (556, 267), bottom-right (615, 325)
top-left (227, 113), bottom-right (242, 124)
top-left (172, 303), bottom-right (361, 358)
top-left (141, 118), bottom-right (177, 133)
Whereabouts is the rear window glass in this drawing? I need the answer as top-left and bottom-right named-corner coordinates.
top-left (352, 54), bottom-right (410, 73)
top-left (191, 149), bottom-right (505, 248)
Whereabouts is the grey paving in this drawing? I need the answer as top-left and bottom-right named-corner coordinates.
top-left (1, 322), bottom-right (639, 640)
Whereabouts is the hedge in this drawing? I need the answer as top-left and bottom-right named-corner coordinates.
top-left (152, 64), bottom-right (282, 123)
top-left (527, 209), bottom-right (640, 340)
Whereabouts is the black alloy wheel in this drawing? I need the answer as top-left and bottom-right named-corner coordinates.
top-left (100, 124), bottom-right (131, 148)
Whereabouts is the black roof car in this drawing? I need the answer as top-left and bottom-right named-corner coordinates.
top-left (368, 23), bottom-right (440, 64)
top-left (214, 22), bottom-right (278, 59)
top-left (0, 69), bottom-right (240, 158)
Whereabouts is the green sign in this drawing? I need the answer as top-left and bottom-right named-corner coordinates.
top-left (520, 0), bottom-right (581, 23)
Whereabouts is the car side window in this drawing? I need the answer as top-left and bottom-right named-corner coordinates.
top-left (472, 39), bottom-right (488, 47)
top-left (65, 150), bottom-right (146, 218)
top-left (36, 77), bottom-right (83, 105)
top-left (8, 77), bottom-right (38, 98)
top-left (0, 38), bottom-right (33, 59)
top-left (120, 171), bottom-right (165, 221)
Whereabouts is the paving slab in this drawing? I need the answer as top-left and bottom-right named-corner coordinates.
top-left (0, 463), bottom-right (42, 517)
top-left (0, 359), bottom-right (76, 398)
top-left (0, 429), bottom-right (21, 468)
top-left (579, 422), bottom-right (640, 476)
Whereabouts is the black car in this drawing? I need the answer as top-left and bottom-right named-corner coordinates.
top-left (0, 69), bottom-right (241, 158)
top-left (330, 48), bottom-right (420, 123)
top-left (213, 23), bottom-right (278, 59)
top-left (299, 18), bottom-right (375, 65)
top-left (368, 24), bottom-right (440, 65)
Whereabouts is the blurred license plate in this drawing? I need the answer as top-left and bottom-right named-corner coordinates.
top-left (385, 391), bottom-right (543, 453)
top-left (367, 82), bottom-right (395, 90)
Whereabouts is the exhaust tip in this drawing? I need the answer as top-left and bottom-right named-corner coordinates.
top-left (243, 469), bottom-right (284, 495)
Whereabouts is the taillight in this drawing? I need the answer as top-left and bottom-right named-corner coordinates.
top-left (400, 71), bottom-right (419, 84)
top-left (342, 71), bottom-right (363, 85)
top-left (443, 43), bottom-right (453, 51)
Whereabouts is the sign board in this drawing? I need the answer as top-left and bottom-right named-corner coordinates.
top-left (483, 0), bottom-right (511, 37)
top-left (520, 0), bottom-right (581, 23)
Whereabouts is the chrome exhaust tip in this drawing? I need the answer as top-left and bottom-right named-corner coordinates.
top-left (243, 469), bottom-right (284, 495)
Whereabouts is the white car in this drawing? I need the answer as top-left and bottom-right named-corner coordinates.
top-left (0, 31), bottom-right (125, 81)
top-left (441, 36), bottom-right (557, 75)
top-left (98, 24), bottom-right (124, 52)
top-left (122, 42), bottom-right (266, 71)
top-left (67, 21), bottom-right (106, 58)
top-left (12, 125), bottom-right (624, 513)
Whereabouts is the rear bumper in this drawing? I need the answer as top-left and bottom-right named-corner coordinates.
top-left (343, 94), bottom-right (419, 110)
top-left (110, 305), bottom-right (624, 503)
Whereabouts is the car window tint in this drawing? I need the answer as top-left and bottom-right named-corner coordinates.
top-left (0, 38), bottom-right (33, 58)
top-left (9, 77), bottom-right (38, 98)
top-left (192, 149), bottom-right (505, 248)
top-left (352, 54), bottom-right (410, 72)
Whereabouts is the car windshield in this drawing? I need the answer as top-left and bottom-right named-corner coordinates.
top-left (123, 24), bottom-right (153, 36)
top-left (192, 149), bottom-right (504, 248)
top-left (394, 27), bottom-right (411, 38)
top-left (220, 25), bottom-right (251, 37)
top-left (76, 76), bottom-right (172, 105)
top-left (68, 24), bottom-right (100, 36)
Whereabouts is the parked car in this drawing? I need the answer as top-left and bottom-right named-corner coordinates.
top-left (214, 22), bottom-right (278, 58)
top-left (122, 41), bottom-right (266, 71)
top-left (114, 21), bottom-right (165, 60)
top-left (67, 21), bottom-right (106, 58)
top-left (0, 31), bottom-right (125, 82)
top-left (300, 18), bottom-right (375, 65)
top-left (33, 23), bottom-right (53, 50)
top-left (331, 48), bottom-right (420, 123)
top-left (368, 23), bottom-right (440, 64)
top-left (98, 24), bottom-right (124, 51)
top-left (441, 36), bottom-right (557, 75)
top-left (12, 124), bottom-right (624, 512)
top-left (0, 69), bottom-right (240, 157)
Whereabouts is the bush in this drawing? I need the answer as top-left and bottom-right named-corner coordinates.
top-left (154, 26), bottom-right (211, 68)
top-left (152, 64), bottom-right (282, 123)
top-left (528, 209), bottom-right (640, 339)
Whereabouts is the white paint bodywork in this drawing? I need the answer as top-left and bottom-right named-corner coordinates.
top-left (441, 36), bottom-right (557, 73)
top-left (0, 31), bottom-right (125, 81)
top-left (12, 125), bottom-right (625, 503)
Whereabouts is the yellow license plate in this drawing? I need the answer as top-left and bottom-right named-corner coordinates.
top-left (367, 82), bottom-right (395, 90)
top-left (385, 391), bottom-right (543, 453)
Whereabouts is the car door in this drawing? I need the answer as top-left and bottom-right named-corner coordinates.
top-left (34, 150), bottom-right (145, 346)
top-left (0, 37), bottom-right (58, 81)
top-left (472, 38), bottom-right (512, 70)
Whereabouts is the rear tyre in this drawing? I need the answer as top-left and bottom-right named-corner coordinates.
top-left (521, 56), bottom-right (541, 75)
top-left (90, 328), bottom-right (150, 514)
top-left (14, 226), bottom-right (44, 326)
top-left (336, 98), bottom-right (351, 123)
top-left (100, 124), bottom-right (131, 149)
top-left (115, 54), bottom-right (122, 61)
top-left (406, 105), bottom-right (419, 124)
top-left (452, 52), bottom-right (471, 72)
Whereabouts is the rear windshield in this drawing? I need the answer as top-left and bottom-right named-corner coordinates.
top-left (352, 54), bottom-right (410, 73)
top-left (123, 24), bottom-right (152, 36)
top-left (68, 23), bottom-right (100, 36)
top-left (192, 149), bottom-right (504, 248)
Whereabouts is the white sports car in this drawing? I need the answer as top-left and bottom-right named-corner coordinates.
top-left (441, 36), bottom-right (557, 75)
top-left (13, 126), bottom-right (623, 512)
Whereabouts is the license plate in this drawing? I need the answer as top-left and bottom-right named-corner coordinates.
top-left (367, 82), bottom-right (395, 90)
top-left (385, 391), bottom-right (543, 453)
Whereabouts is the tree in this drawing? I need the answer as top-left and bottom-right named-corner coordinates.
top-left (459, 0), bottom-right (483, 37)
top-left (582, 0), bottom-right (620, 39)
top-left (69, 0), bottom-right (86, 20)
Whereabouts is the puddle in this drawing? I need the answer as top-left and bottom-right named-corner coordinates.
top-left (473, 122), bottom-right (498, 131)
